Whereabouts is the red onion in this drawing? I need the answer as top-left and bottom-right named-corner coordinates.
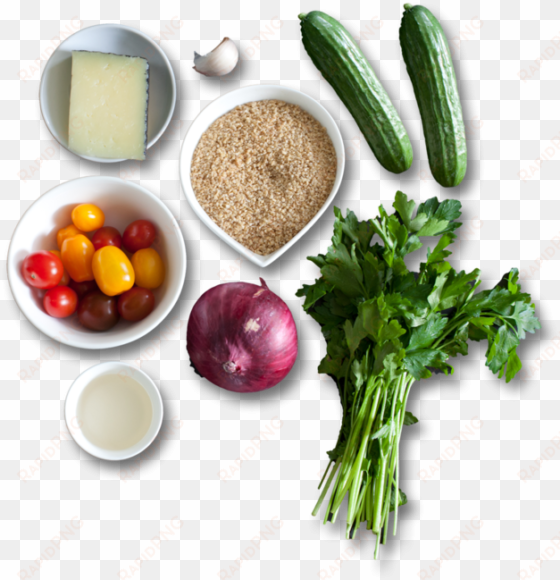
top-left (187, 278), bottom-right (298, 393)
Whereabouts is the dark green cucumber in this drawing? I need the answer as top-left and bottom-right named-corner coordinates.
top-left (399, 4), bottom-right (467, 187)
top-left (299, 11), bottom-right (413, 174)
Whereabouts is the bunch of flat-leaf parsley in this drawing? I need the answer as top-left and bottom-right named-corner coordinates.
top-left (297, 191), bottom-right (540, 558)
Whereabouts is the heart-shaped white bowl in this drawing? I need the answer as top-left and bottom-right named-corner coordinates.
top-left (179, 84), bottom-right (345, 268)
top-left (7, 176), bottom-right (186, 350)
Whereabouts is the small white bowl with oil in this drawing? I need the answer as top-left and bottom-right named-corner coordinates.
top-left (65, 362), bottom-right (164, 461)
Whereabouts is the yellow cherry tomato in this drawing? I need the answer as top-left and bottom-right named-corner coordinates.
top-left (71, 204), bottom-right (105, 232)
top-left (57, 224), bottom-right (83, 249)
top-left (131, 248), bottom-right (165, 289)
top-left (61, 234), bottom-right (95, 282)
top-left (49, 250), bottom-right (70, 286)
top-left (92, 246), bottom-right (135, 296)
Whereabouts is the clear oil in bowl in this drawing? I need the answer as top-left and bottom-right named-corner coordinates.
top-left (77, 374), bottom-right (153, 451)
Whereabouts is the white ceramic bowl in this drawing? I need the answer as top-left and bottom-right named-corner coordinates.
top-left (40, 23), bottom-right (176, 163)
top-left (65, 362), bottom-right (163, 461)
top-left (179, 84), bottom-right (345, 268)
top-left (7, 176), bottom-right (186, 350)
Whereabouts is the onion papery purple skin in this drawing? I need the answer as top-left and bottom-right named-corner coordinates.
top-left (187, 278), bottom-right (298, 393)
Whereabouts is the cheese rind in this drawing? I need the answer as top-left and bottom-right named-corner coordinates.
top-left (68, 51), bottom-right (149, 161)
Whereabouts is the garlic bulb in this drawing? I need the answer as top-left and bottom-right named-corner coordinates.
top-left (193, 38), bottom-right (239, 77)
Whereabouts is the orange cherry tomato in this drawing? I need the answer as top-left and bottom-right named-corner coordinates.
top-left (56, 224), bottom-right (83, 249)
top-left (131, 248), bottom-right (165, 289)
top-left (71, 204), bottom-right (105, 232)
top-left (61, 234), bottom-right (95, 282)
top-left (92, 246), bottom-right (135, 296)
top-left (49, 250), bottom-right (70, 285)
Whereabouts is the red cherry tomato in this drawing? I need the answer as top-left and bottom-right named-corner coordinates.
top-left (78, 291), bottom-right (119, 331)
top-left (22, 251), bottom-right (64, 289)
top-left (91, 226), bottom-right (122, 251)
top-left (117, 287), bottom-right (155, 322)
top-left (122, 220), bottom-right (157, 253)
top-left (43, 286), bottom-right (78, 318)
top-left (69, 279), bottom-right (98, 299)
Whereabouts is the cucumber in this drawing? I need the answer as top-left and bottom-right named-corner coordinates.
top-left (399, 4), bottom-right (467, 187)
top-left (299, 11), bottom-right (413, 175)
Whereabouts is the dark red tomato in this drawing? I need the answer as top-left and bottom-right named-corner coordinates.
top-left (69, 279), bottom-right (98, 299)
top-left (91, 226), bottom-right (122, 251)
top-left (78, 291), bottom-right (119, 331)
top-left (122, 220), bottom-right (157, 253)
top-left (43, 286), bottom-right (78, 318)
top-left (22, 251), bottom-right (64, 289)
top-left (117, 287), bottom-right (155, 322)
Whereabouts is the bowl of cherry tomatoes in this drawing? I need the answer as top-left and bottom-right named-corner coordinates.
top-left (7, 176), bottom-right (187, 350)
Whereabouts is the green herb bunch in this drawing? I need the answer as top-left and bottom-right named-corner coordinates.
top-left (297, 191), bottom-right (540, 558)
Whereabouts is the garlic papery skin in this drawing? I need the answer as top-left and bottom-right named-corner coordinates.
top-left (193, 38), bottom-right (239, 77)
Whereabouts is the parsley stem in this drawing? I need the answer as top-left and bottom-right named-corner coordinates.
top-left (312, 456), bottom-right (341, 517)
top-left (393, 376), bottom-right (414, 534)
top-left (318, 460), bottom-right (333, 490)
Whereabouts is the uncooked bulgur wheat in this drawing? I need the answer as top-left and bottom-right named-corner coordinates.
top-left (190, 100), bottom-right (337, 255)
